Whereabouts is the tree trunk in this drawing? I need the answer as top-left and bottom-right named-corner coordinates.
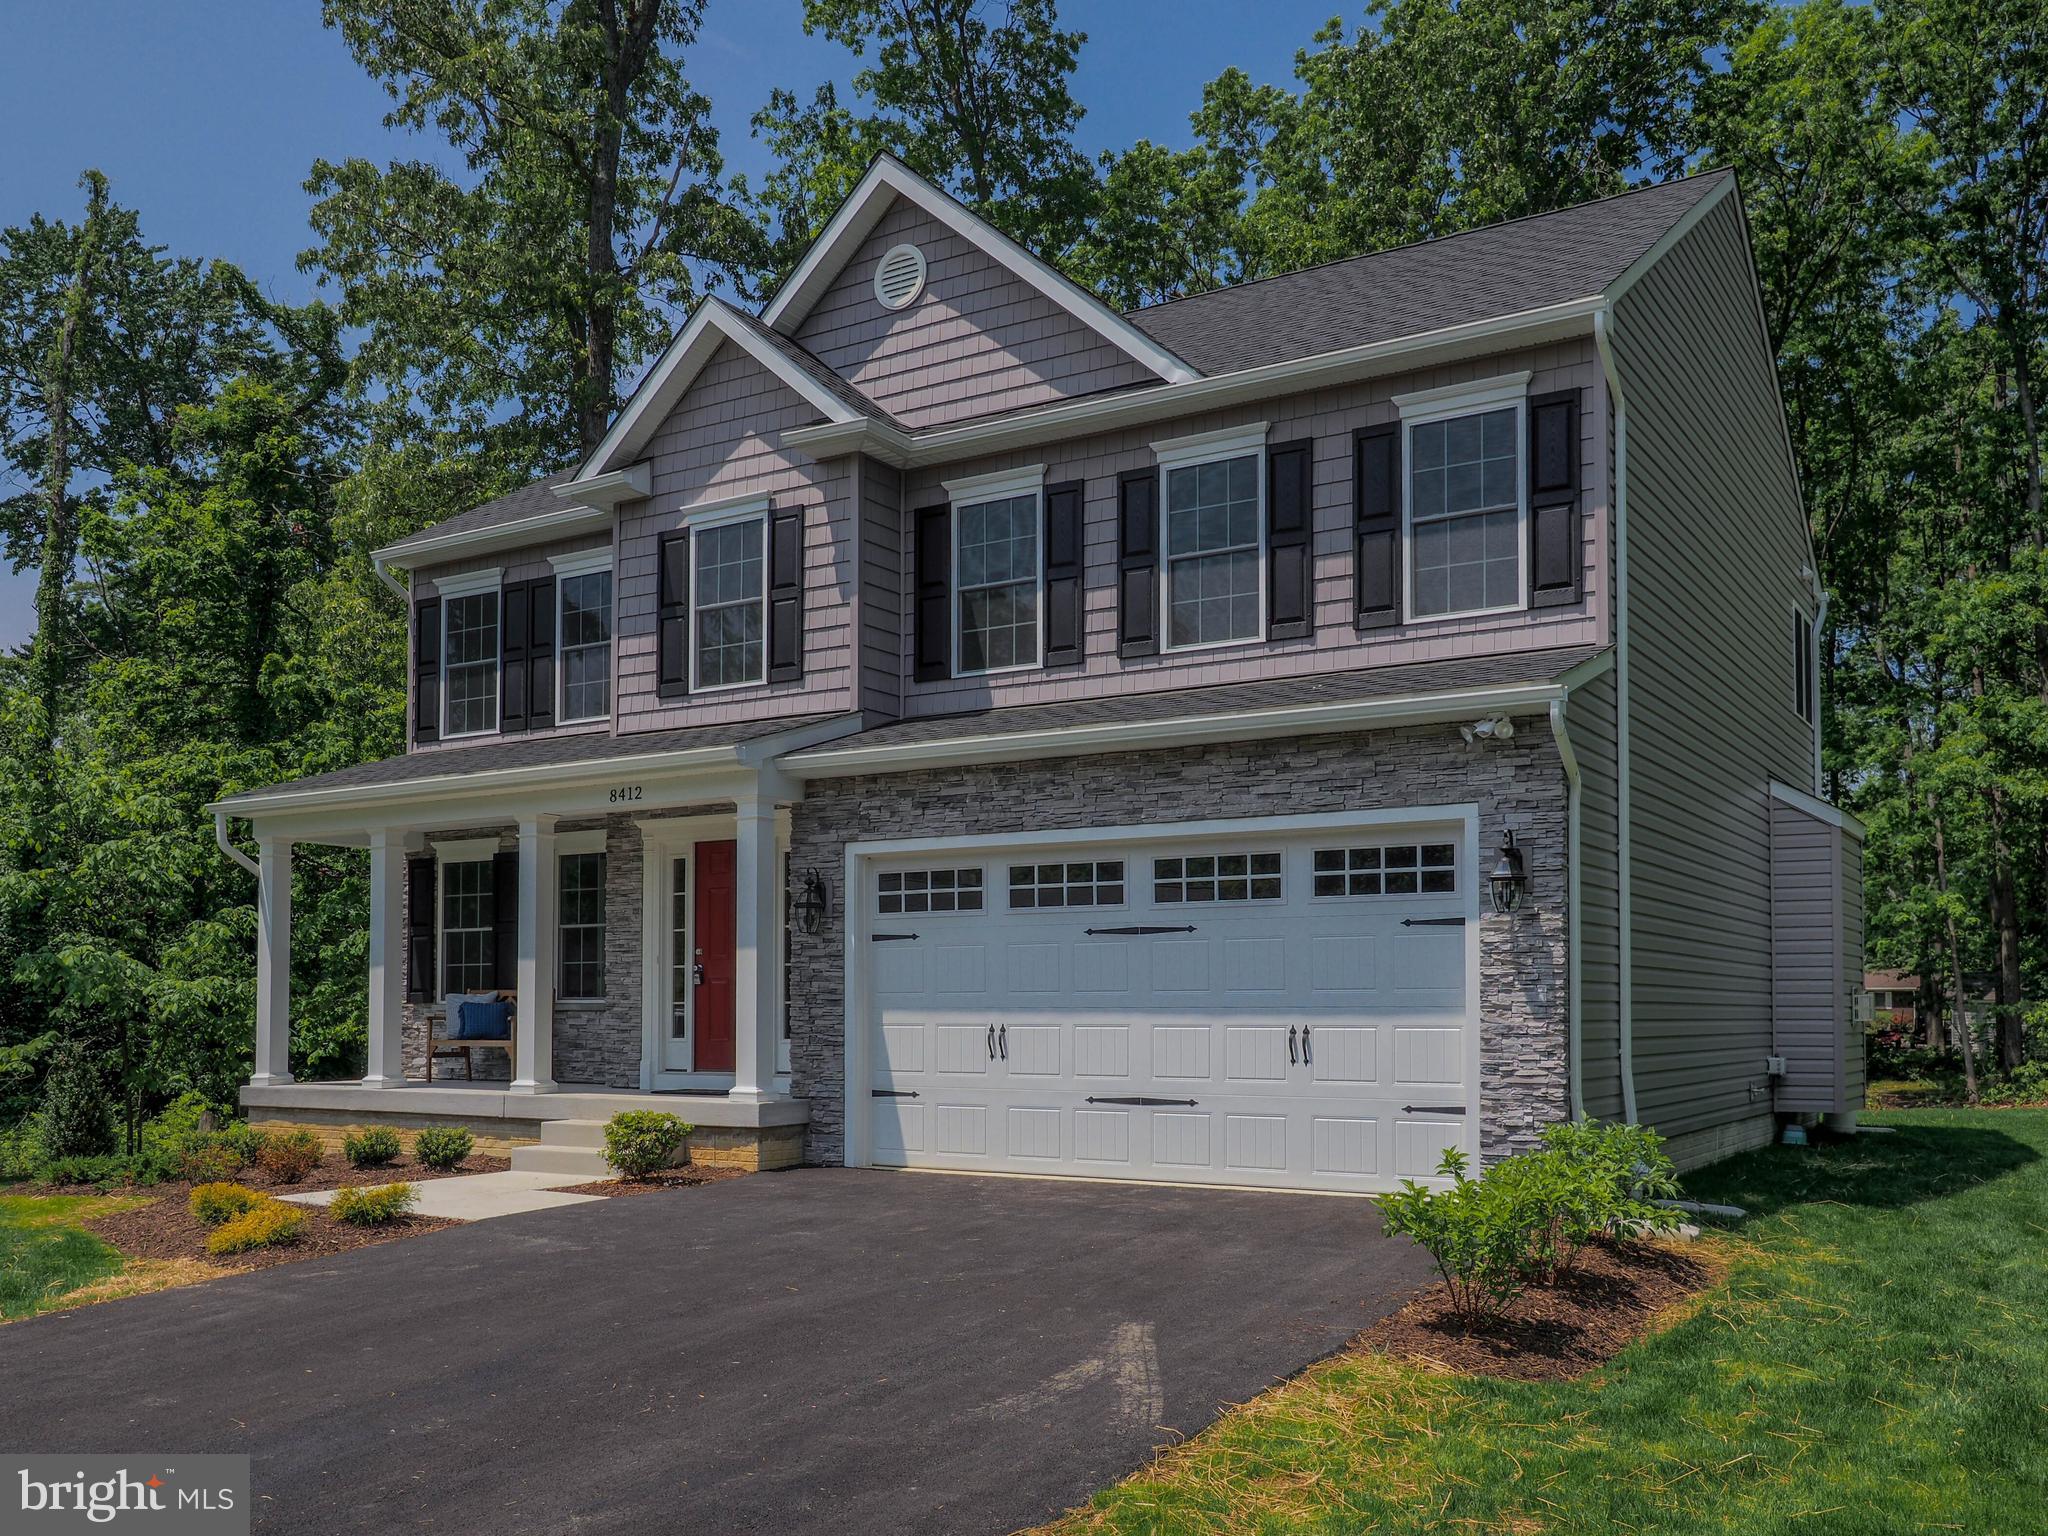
top-left (1986, 787), bottom-right (2025, 1072)
top-left (1931, 800), bottom-right (1979, 1102)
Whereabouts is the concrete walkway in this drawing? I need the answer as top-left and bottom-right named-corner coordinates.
top-left (282, 1169), bottom-right (608, 1220)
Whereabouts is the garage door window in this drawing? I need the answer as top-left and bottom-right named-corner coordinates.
top-left (1008, 860), bottom-right (1125, 909)
top-left (1153, 852), bottom-right (1282, 904)
top-left (877, 868), bottom-right (983, 915)
top-left (1312, 842), bottom-right (1456, 897)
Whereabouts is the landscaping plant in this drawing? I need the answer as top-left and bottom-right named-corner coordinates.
top-left (253, 1130), bottom-right (322, 1184)
top-left (328, 1182), bottom-right (418, 1226)
top-left (35, 1044), bottom-right (113, 1161)
top-left (601, 1111), bottom-right (693, 1179)
top-left (205, 1200), bottom-right (306, 1256)
top-left (188, 1182), bottom-right (264, 1227)
top-left (179, 1140), bottom-right (245, 1184)
top-left (341, 1126), bottom-right (402, 1168)
top-left (411, 1126), bottom-right (474, 1171)
top-left (1377, 1148), bottom-right (1538, 1320)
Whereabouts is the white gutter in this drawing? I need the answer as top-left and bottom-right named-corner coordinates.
top-left (551, 461), bottom-right (652, 507)
top-left (785, 296), bottom-right (1608, 470)
top-left (789, 676), bottom-right (1591, 778)
top-left (371, 502), bottom-right (612, 574)
top-left (1549, 694), bottom-right (1586, 1121)
top-left (1593, 306), bottom-right (1640, 1126)
top-left (214, 810), bottom-right (259, 877)
top-left (369, 550), bottom-right (408, 601)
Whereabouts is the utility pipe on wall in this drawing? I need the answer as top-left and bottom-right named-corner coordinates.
top-left (1593, 307), bottom-right (1640, 1126)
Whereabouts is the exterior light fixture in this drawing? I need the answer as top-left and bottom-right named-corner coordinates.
top-left (1488, 830), bottom-right (1528, 914)
top-left (796, 869), bottom-right (830, 934)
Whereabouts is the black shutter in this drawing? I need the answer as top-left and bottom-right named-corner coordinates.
top-left (491, 850), bottom-right (519, 992)
top-left (768, 509), bottom-right (805, 683)
top-left (405, 855), bottom-right (437, 1003)
top-left (1116, 467), bottom-right (1160, 658)
top-left (1043, 479), bottom-right (1085, 666)
top-left (657, 530), bottom-right (691, 699)
top-left (526, 577), bottom-right (556, 728)
top-left (913, 504), bottom-right (951, 682)
top-left (412, 598), bottom-right (441, 745)
top-left (1266, 440), bottom-right (1315, 640)
top-left (1529, 389), bottom-right (1581, 608)
top-left (501, 578), bottom-right (531, 733)
top-left (1353, 424), bottom-right (1401, 630)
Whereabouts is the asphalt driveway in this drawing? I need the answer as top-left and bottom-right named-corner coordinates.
top-left (0, 1168), bottom-right (1428, 1534)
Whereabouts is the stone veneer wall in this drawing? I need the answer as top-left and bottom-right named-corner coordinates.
top-left (784, 722), bottom-right (1572, 1168)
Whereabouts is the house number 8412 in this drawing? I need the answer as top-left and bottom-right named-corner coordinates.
top-left (608, 784), bottom-right (643, 803)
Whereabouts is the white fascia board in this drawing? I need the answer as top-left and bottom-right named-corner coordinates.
top-left (761, 156), bottom-right (1199, 387)
top-left (782, 296), bottom-right (1606, 472)
top-left (554, 462), bottom-right (652, 507)
top-left (1769, 780), bottom-right (1867, 841)
top-left (374, 506), bottom-right (611, 572)
top-left (786, 680), bottom-right (1572, 779)
top-left (578, 299), bottom-right (864, 479)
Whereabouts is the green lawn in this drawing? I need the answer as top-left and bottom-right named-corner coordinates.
top-left (1050, 1109), bottom-right (2048, 1535)
top-left (0, 1192), bottom-right (146, 1321)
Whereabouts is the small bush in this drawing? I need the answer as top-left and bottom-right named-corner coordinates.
top-left (219, 1121), bottom-right (266, 1163)
top-left (329, 1182), bottom-right (418, 1226)
top-left (254, 1130), bottom-right (322, 1185)
top-left (0, 1126), bottom-right (37, 1183)
top-left (189, 1182), bottom-right (264, 1226)
top-left (1379, 1148), bottom-right (1536, 1320)
top-left (342, 1126), bottom-right (402, 1168)
top-left (179, 1139), bottom-right (245, 1184)
top-left (38, 1153), bottom-right (130, 1188)
top-left (1985, 1061), bottom-right (2048, 1106)
top-left (412, 1125), bottom-right (474, 1171)
top-left (37, 1043), bottom-right (114, 1160)
top-left (206, 1199), bottom-right (306, 1255)
top-left (602, 1111), bottom-right (693, 1179)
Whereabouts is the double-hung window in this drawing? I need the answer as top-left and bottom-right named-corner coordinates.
top-left (552, 550), bottom-right (613, 724)
top-left (557, 835), bottom-right (606, 1001)
top-left (692, 512), bottom-right (766, 690)
top-left (1398, 374), bottom-right (1529, 620)
top-left (440, 857), bottom-right (496, 995)
top-left (1155, 425), bottom-right (1267, 650)
top-left (947, 466), bottom-right (1043, 674)
top-left (438, 571), bottom-right (502, 737)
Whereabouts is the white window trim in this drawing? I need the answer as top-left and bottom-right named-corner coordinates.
top-left (948, 467), bottom-right (1047, 679)
top-left (556, 829), bottom-right (607, 856)
top-left (1155, 424), bottom-right (1271, 655)
top-left (1395, 372), bottom-right (1532, 624)
top-left (688, 503), bottom-right (770, 695)
top-left (679, 490), bottom-right (771, 525)
top-left (437, 571), bottom-right (503, 740)
top-left (555, 839), bottom-right (607, 1003)
top-left (433, 838), bottom-right (504, 1002)
top-left (552, 558), bottom-right (615, 726)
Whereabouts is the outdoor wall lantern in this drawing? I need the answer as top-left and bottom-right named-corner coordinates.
top-left (796, 868), bottom-right (830, 934)
top-left (1488, 830), bottom-right (1528, 914)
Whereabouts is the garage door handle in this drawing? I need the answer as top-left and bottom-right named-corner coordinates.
top-left (1400, 917), bottom-right (1465, 927)
top-left (987, 1024), bottom-right (996, 1060)
top-left (998, 1023), bottom-right (1007, 1060)
top-left (872, 1089), bottom-right (919, 1098)
top-left (1302, 1025), bottom-right (1312, 1064)
top-left (1288, 1025), bottom-right (1298, 1064)
top-left (872, 931), bottom-right (920, 942)
top-left (1401, 1104), bottom-right (1467, 1115)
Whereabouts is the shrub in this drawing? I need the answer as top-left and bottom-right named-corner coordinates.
top-left (219, 1121), bottom-right (266, 1163)
top-left (37, 1043), bottom-right (114, 1160)
top-left (342, 1127), bottom-right (402, 1168)
top-left (329, 1182), bottom-right (418, 1226)
top-left (189, 1182), bottom-right (264, 1226)
top-left (38, 1154), bottom-right (130, 1188)
top-left (179, 1139), bottom-right (245, 1184)
top-left (412, 1125), bottom-right (474, 1171)
top-left (0, 1125), bottom-right (37, 1183)
top-left (1378, 1148), bottom-right (1537, 1320)
top-left (206, 1199), bottom-right (306, 1255)
top-left (1985, 1061), bottom-right (2048, 1106)
top-left (254, 1130), bottom-right (322, 1185)
top-left (602, 1111), bottom-right (693, 1179)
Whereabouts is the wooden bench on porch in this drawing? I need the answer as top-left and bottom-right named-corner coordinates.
top-left (426, 992), bottom-right (518, 1082)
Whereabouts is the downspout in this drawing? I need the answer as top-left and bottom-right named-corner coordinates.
top-left (371, 551), bottom-right (408, 603)
top-left (1593, 307), bottom-right (1640, 1125)
top-left (215, 810), bottom-right (259, 877)
top-left (1548, 694), bottom-right (1586, 1121)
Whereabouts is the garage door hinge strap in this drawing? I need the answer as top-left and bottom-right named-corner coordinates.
top-left (1400, 917), bottom-right (1466, 927)
top-left (872, 1089), bottom-right (920, 1098)
top-left (1085, 1095), bottom-right (1199, 1107)
top-left (1401, 1104), bottom-right (1467, 1115)
top-left (870, 932), bottom-right (920, 941)
top-left (1082, 924), bottom-right (1198, 936)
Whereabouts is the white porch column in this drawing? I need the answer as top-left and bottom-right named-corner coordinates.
top-left (361, 830), bottom-right (407, 1087)
top-left (510, 814), bottom-right (558, 1093)
top-left (251, 836), bottom-right (294, 1087)
top-left (731, 794), bottom-right (783, 1102)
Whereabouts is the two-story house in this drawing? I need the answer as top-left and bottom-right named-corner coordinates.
top-left (211, 155), bottom-right (1865, 1186)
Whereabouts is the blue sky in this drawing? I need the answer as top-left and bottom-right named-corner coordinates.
top-left (0, 0), bottom-right (1344, 650)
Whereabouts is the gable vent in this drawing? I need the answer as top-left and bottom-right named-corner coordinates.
top-left (873, 243), bottom-right (927, 310)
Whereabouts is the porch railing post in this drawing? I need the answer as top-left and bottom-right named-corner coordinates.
top-left (731, 794), bottom-right (781, 1101)
top-left (510, 814), bottom-right (558, 1093)
top-left (251, 835), bottom-right (294, 1087)
top-left (362, 829), bottom-right (407, 1087)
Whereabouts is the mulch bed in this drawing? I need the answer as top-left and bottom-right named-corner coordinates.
top-left (560, 1163), bottom-right (749, 1197)
top-left (1358, 1238), bottom-right (1719, 1382)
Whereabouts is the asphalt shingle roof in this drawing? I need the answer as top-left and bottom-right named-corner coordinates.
top-left (1122, 172), bottom-right (1731, 376)
top-left (378, 472), bottom-right (581, 556)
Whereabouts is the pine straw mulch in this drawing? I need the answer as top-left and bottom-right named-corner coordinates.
top-left (1356, 1236), bottom-right (1723, 1382)
top-left (560, 1163), bottom-right (749, 1197)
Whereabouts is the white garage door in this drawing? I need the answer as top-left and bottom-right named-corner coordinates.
top-left (859, 817), bottom-right (1475, 1193)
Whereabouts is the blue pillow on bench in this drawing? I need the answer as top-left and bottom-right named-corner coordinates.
top-left (455, 1000), bottom-right (513, 1040)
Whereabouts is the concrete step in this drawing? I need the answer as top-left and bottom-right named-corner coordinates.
top-left (538, 1119), bottom-right (610, 1148)
top-left (509, 1144), bottom-right (612, 1178)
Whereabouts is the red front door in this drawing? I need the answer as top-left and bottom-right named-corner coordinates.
top-left (692, 840), bottom-right (738, 1072)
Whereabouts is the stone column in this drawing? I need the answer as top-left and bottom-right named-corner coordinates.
top-left (251, 835), bottom-right (294, 1087)
top-left (361, 830), bottom-right (407, 1087)
top-left (510, 814), bottom-right (558, 1093)
top-left (731, 795), bottom-right (782, 1102)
